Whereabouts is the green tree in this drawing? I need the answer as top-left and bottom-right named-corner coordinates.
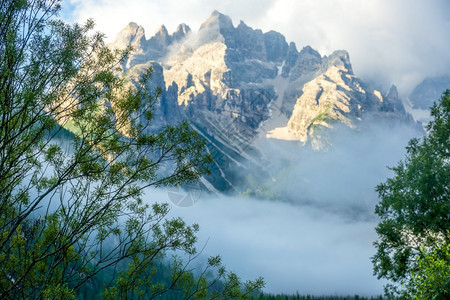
top-left (0, 0), bottom-right (263, 298)
top-left (407, 243), bottom-right (450, 298)
top-left (372, 90), bottom-right (450, 298)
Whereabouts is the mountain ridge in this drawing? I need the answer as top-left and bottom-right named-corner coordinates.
top-left (110, 11), bottom-right (422, 193)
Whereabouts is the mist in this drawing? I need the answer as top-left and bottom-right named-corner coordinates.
top-left (169, 195), bottom-right (384, 295)
top-left (141, 119), bottom-right (422, 296)
top-left (255, 119), bottom-right (423, 219)
top-left (146, 188), bottom-right (386, 295)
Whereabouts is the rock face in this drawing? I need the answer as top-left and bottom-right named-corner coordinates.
top-left (286, 51), bottom-right (414, 150)
top-left (111, 11), bottom-right (420, 192)
top-left (110, 22), bottom-right (191, 70)
top-left (162, 11), bottom-right (282, 143)
top-left (409, 75), bottom-right (450, 109)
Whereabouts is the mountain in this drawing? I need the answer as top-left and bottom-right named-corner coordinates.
top-left (286, 52), bottom-right (411, 150)
top-left (111, 11), bottom-right (421, 193)
top-left (112, 22), bottom-right (191, 70)
top-left (409, 74), bottom-right (450, 109)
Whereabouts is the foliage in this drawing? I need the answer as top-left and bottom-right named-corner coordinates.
top-left (372, 90), bottom-right (450, 298)
top-left (0, 0), bottom-right (264, 298)
top-left (407, 243), bottom-right (450, 299)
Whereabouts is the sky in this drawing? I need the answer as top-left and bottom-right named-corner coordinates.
top-left (62, 0), bottom-right (450, 98)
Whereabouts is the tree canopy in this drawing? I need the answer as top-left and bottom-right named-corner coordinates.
top-left (372, 90), bottom-right (450, 298)
top-left (0, 0), bottom-right (263, 298)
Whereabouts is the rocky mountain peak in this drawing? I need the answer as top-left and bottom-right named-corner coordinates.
top-left (281, 42), bottom-right (299, 78)
top-left (324, 50), bottom-right (353, 74)
top-left (155, 25), bottom-right (169, 37)
top-left (287, 46), bottom-right (322, 84)
top-left (263, 30), bottom-right (288, 62)
top-left (237, 20), bottom-right (250, 29)
top-left (199, 10), bottom-right (234, 32)
top-left (113, 22), bottom-right (146, 51)
top-left (381, 84), bottom-right (406, 114)
top-left (125, 22), bottom-right (139, 30)
top-left (193, 11), bottom-right (288, 66)
top-left (409, 74), bottom-right (450, 109)
top-left (195, 11), bottom-right (235, 46)
top-left (387, 85), bottom-right (399, 99)
top-left (147, 25), bottom-right (172, 53)
top-left (283, 47), bottom-right (419, 150)
top-left (172, 23), bottom-right (191, 41)
top-left (299, 45), bottom-right (321, 58)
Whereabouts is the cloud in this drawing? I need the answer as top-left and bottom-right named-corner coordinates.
top-left (269, 0), bottom-right (450, 96)
top-left (150, 191), bottom-right (386, 295)
top-left (63, 0), bottom-right (450, 97)
top-left (143, 119), bottom-right (422, 296)
top-left (63, 0), bottom-right (273, 41)
top-left (257, 119), bottom-right (422, 219)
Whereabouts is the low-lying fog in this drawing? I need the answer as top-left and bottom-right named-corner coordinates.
top-left (168, 195), bottom-right (384, 295)
top-left (145, 121), bottom-right (421, 296)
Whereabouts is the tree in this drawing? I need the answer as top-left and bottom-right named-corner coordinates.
top-left (0, 0), bottom-right (264, 298)
top-left (372, 90), bottom-right (450, 298)
top-left (407, 243), bottom-right (450, 298)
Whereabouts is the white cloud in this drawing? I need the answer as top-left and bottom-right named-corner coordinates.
top-left (259, 0), bottom-right (450, 95)
top-left (64, 0), bottom-right (273, 41)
